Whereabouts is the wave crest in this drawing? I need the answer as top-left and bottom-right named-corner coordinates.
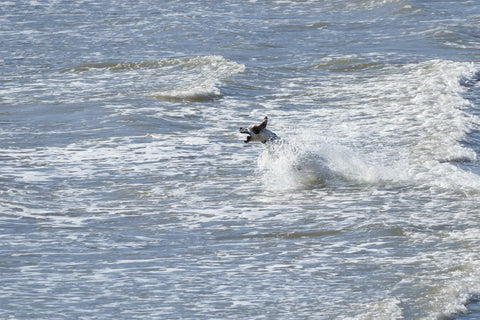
top-left (71, 55), bottom-right (246, 101)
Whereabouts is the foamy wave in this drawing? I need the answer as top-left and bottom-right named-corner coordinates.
top-left (257, 140), bottom-right (334, 190)
top-left (346, 297), bottom-right (403, 320)
top-left (257, 135), bottom-right (391, 191)
top-left (404, 60), bottom-right (479, 160)
top-left (71, 55), bottom-right (245, 73)
top-left (70, 55), bottom-right (246, 101)
top-left (388, 60), bottom-right (480, 191)
top-left (153, 81), bottom-right (222, 101)
top-left (256, 60), bottom-right (480, 192)
top-left (150, 55), bottom-right (246, 100)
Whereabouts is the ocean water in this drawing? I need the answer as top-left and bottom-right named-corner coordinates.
top-left (2, 1), bottom-right (480, 319)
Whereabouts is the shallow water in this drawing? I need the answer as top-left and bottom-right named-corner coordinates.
top-left (2, 1), bottom-right (480, 319)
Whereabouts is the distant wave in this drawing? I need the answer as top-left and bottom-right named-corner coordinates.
top-left (71, 55), bottom-right (246, 101)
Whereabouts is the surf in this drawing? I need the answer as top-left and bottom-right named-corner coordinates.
top-left (69, 55), bottom-right (246, 101)
top-left (255, 60), bottom-right (480, 195)
top-left (256, 134), bottom-right (387, 190)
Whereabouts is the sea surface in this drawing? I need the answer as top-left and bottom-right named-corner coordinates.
top-left (2, 1), bottom-right (480, 319)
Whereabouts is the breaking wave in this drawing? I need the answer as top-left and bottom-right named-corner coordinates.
top-left (257, 136), bottom-right (385, 190)
top-left (72, 55), bottom-right (246, 101)
top-left (256, 60), bottom-right (480, 193)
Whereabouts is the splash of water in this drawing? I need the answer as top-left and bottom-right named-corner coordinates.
top-left (256, 133), bottom-right (392, 190)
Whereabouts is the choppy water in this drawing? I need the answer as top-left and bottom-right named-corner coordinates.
top-left (2, 1), bottom-right (480, 319)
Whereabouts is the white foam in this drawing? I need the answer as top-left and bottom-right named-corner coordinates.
top-left (0, 55), bottom-right (245, 105)
top-left (149, 55), bottom-right (246, 100)
top-left (257, 135), bottom-right (385, 191)
top-left (155, 81), bottom-right (222, 101)
top-left (346, 297), bottom-right (403, 320)
top-left (258, 60), bottom-right (480, 192)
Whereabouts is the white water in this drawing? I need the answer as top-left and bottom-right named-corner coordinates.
top-left (255, 60), bottom-right (480, 193)
top-left (2, 1), bottom-right (480, 319)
